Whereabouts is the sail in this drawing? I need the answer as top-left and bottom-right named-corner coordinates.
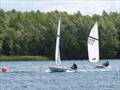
top-left (88, 22), bottom-right (99, 63)
top-left (55, 18), bottom-right (61, 65)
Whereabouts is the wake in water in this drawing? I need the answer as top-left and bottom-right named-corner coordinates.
top-left (1, 66), bottom-right (120, 74)
top-left (0, 70), bottom-right (36, 73)
top-left (44, 67), bottom-right (118, 73)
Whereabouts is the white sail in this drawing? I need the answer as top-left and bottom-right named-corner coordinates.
top-left (55, 18), bottom-right (61, 65)
top-left (88, 22), bottom-right (99, 63)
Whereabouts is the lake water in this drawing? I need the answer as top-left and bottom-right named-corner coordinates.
top-left (0, 60), bottom-right (120, 90)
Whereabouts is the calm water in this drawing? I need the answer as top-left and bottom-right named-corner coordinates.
top-left (0, 60), bottom-right (120, 90)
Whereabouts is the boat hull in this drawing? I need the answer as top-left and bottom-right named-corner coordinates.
top-left (95, 65), bottom-right (106, 68)
top-left (49, 67), bottom-right (67, 72)
top-left (95, 65), bottom-right (111, 69)
top-left (48, 67), bottom-right (77, 72)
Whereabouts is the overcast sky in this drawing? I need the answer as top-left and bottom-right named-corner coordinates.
top-left (0, 0), bottom-right (120, 16)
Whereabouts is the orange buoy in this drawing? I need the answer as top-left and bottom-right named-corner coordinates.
top-left (2, 66), bottom-right (7, 72)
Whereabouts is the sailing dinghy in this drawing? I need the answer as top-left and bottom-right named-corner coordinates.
top-left (48, 18), bottom-right (67, 72)
top-left (88, 22), bottom-right (110, 68)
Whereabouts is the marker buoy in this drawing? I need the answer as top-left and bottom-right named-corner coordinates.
top-left (2, 66), bottom-right (7, 72)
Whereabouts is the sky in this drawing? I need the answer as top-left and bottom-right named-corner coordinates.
top-left (0, 0), bottom-right (120, 16)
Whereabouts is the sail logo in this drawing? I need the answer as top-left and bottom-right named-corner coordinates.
top-left (88, 37), bottom-right (95, 45)
top-left (88, 36), bottom-right (98, 45)
top-left (92, 58), bottom-right (96, 60)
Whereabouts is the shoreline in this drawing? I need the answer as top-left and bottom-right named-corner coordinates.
top-left (0, 55), bottom-right (49, 61)
top-left (0, 56), bottom-right (119, 61)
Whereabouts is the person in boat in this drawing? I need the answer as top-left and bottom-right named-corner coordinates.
top-left (102, 61), bottom-right (109, 67)
top-left (71, 63), bottom-right (78, 70)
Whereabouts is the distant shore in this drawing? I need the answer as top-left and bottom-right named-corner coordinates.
top-left (0, 56), bottom-right (119, 61)
top-left (0, 55), bottom-right (49, 61)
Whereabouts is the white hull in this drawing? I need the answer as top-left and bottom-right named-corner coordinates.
top-left (49, 67), bottom-right (77, 72)
top-left (49, 67), bottom-right (67, 72)
top-left (95, 65), bottom-right (106, 68)
top-left (95, 65), bottom-right (111, 69)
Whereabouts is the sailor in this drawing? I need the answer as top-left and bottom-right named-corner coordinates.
top-left (102, 61), bottom-right (109, 67)
top-left (71, 63), bottom-right (78, 69)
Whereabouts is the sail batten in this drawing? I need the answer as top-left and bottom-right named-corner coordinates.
top-left (88, 22), bottom-right (99, 63)
top-left (88, 36), bottom-right (98, 40)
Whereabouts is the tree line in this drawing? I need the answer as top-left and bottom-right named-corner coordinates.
top-left (0, 9), bottom-right (120, 59)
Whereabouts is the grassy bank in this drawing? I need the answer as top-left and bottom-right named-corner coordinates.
top-left (0, 55), bottom-right (49, 61)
